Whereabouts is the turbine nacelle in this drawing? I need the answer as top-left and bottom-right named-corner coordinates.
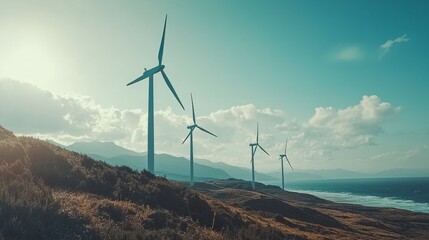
top-left (145, 64), bottom-right (165, 75)
top-left (128, 65), bottom-right (166, 86)
top-left (187, 124), bottom-right (197, 130)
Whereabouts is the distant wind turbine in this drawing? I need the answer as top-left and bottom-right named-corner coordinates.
top-left (279, 139), bottom-right (294, 190)
top-left (127, 15), bottom-right (185, 174)
top-left (249, 123), bottom-right (270, 190)
top-left (182, 93), bottom-right (217, 187)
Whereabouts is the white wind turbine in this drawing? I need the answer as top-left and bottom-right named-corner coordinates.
top-left (182, 93), bottom-right (217, 187)
top-left (279, 139), bottom-right (294, 190)
top-left (127, 15), bottom-right (185, 174)
top-left (249, 123), bottom-right (270, 190)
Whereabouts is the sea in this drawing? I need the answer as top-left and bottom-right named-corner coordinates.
top-left (263, 177), bottom-right (429, 214)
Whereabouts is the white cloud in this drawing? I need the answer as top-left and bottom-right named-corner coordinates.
top-left (379, 34), bottom-right (410, 59)
top-left (404, 145), bottom-right (429, 161)
top-left (333, 46), bottom-right (363, 61)
top-left (0, 79), bottom-right (402, 171)
top-left (370, 151), bottom-right (396, 161)
top-left (367, 145), bottom-right (429, 170)
top-left (307, 95), bottom-right (401, 147)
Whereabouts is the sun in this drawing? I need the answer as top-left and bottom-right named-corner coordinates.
top-left (0, 26), bottom-right (61, 90)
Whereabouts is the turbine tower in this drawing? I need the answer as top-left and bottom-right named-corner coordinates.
top-left (182, 93), bottom-right (217, 187)
top-left (249, 123), bottom-right (269, 190)
top-left (279, 139), bottom-right (294, 190)
top-left (127, 15), bottom-right (185, 174)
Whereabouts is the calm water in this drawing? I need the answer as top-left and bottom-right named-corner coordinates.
top-left (264, 177), bottom-right (429, 213)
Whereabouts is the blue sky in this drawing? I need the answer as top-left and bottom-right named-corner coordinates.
top-left (1, 0), bottom-right (428, 172)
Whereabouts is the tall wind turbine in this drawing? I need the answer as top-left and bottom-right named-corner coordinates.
top-left (127, 15), bottom-right (185, 174)
top-left (279, 139), bottom-right (294, 190)
top-left (182, 93), bottom-right (217, 187)
top-left (249, 123), bottom-right (269, 190)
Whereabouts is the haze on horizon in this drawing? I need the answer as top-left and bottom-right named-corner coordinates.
top-left (1, 0), bottom-right (428, 173)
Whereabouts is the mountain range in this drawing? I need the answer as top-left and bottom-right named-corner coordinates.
top-left (57, 140), bottom-right (429, 182)
top-left (55, 140), bottom-right (278, 181)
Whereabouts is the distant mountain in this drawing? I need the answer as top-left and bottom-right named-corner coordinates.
top-left (283, 171), bottom-right (325, 181)
top-left (271, 168), bottom-right (371, 181)
top-left (306, 168), bottom-right (369, 179)
top-left (45, 139), bottom-right (66, 148)
top-left (197, 158), bottom-right (279, 181)
top-left (67, 141), bottom-right (143, 158)
top-left (374, 168), bottom-right (429, 178)
top-left (65, 141), bottom-right (277, 181)
top-left (62, 141), bottom-right (429, 182)
top-left (89, 153), bottom-right (230, 180)
top-left (267, 168), bottom-right (429, 181)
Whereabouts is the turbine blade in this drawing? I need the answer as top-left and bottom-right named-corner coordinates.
top-left (285, 138), bottom-right (288, 155)
top-left (161, 70), bottom-right (185, 110)
top-left (158, 15), bottom-right (167, 65)
top-left (182, 130), bottom-right (192, 144)
top-left (253, 146), bottom-right (258, 156)
top-left (285, 155), bottom-right (294, 171)
top-left (191, 93), bottom-right (196, 124)
top-left (256, 122), bottom-right (259, 143)
top-left (196, 125), bottom-right (217, 137)
top-left (126, 73), bottom-right (148, 86)
top-left (258, 144), bottom-right (270, 156)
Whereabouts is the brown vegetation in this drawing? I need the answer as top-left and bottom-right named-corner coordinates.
top-left (196, 179), bottom-right (429, 239)
top-left (0, 126), bottom-right (295, 239)
top-left (1, 125), bottom-right (428, 239)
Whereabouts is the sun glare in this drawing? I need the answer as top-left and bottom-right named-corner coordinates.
top-left (0, 27), bottom-right (61, 89)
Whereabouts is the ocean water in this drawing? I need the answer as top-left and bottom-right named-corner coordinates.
top-left (265, 177), bottom-right (429, 213)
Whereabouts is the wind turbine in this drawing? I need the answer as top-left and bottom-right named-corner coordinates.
top-left (182, 93), bottom-right (217, 187)
top-left (249, 123), bottom-right (269, 190)
top-left (127, 15), bottom-right (185, 174)
top-left (279, 139), bottom-right (294, 190)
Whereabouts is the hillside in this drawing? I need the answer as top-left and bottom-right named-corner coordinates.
top-left (1, 125), bottom-right (429, 239)
top-left (195, 179), bottom-right (429, 239)
top-left (0, 126), bottom-right (283, 239)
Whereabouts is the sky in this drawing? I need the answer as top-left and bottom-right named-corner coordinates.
top-left (1, 0), bottom-right (428, 172)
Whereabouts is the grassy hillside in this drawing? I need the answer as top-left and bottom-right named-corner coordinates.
top-left (0, 125), bottom-right (294, 239)
top-left (196, 179), bottom-right (429, 240)
top-left (1, 125), bottom-right (428, 240)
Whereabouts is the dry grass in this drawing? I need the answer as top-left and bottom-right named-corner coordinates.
top-left (1, 125), bottom-right (428, 240)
